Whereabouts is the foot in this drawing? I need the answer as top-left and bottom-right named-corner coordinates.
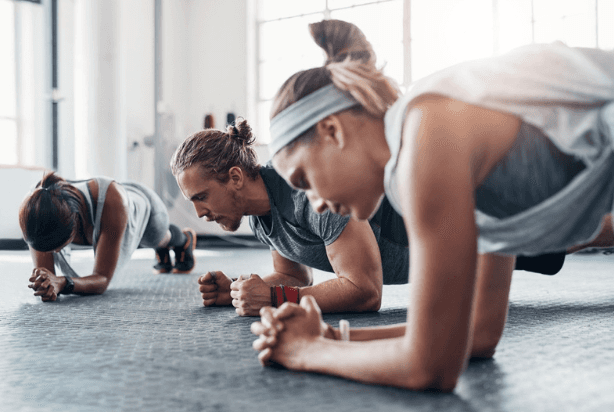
top-left (153, 247), bottom-right (173, 274)
top-left (172, 228), bottom-right (197, 273)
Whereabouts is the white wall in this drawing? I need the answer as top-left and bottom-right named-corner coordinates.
top-left (186, 0), bottom-right (248, 135)
top-left (163, 0), bottom-right (258, 235)
top-left (122, 0), bottom-right (156, 189)
top-left (42, 0), bottom-right (256, 237)
top-left (0, 166), bottom-right (47, 239)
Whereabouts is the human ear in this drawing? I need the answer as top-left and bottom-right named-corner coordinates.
top-left (228, 166), bottom-right (244, 189)
top-left (316, 115), bottom-right (346, 149)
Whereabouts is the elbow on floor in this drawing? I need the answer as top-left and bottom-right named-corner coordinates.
top-left (93, 281), bottom-right (111, 295)
top-left (470, 333), bottom-right (502, 359)
top-left (407, 370), bottom-right (460, 392)
top-left (471, 343), bottom-right (497, 359)
top-left (353, 288), bottom-right (382, 312)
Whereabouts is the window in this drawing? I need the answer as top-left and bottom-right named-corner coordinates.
top-left (0, 0), bottom-right (48, 168)
top-left (410, 0), bottom-right (614, 81)
top-left (254, 0), bottom-right (404, 144)
top-left (0, 1), bottom-right (18, 165)
top-left (253, 0), bottom-right (613, 144)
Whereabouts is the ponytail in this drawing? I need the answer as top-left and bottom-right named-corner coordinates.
top-left (271, 19), bottom-right (400, 120)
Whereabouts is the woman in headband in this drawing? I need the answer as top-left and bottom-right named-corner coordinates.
top-left (251, 19), bottom-right (614, 390)
top-left (20, 172), bottom-right (197, 301)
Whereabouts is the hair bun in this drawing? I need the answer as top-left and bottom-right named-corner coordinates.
top-left (309, 19), bottom-right (375, 66)
top-left (226, 117), bottom-right (255, 147)
top-left (37, 171), bottom-right (64, 192)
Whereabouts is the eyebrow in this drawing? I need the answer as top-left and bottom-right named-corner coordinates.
top-left (189, 191), bottom-right (208, 202)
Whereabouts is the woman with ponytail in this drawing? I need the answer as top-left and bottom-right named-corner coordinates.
top-left (250, 19), bottom-right (614, 390)
top-left (19, 172), bottom-right (197, 302)
top-left (171, 117), bottom-right (409, 316)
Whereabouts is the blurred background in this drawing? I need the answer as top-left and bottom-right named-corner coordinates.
top-left (1, 0), bottom-right (613, 244)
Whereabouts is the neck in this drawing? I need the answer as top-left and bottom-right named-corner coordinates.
top-left (362, 117), bottom-right (390, 197)
top-left (240, 173), bottom-right (271, 216)
top-left (370, 117), bottom-right (392, 171)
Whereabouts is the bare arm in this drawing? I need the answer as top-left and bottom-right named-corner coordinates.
top-left (289, 217), bottom-right (383, 313)
top-left (231, 218), bottom-right (383, 315)
top-left (75, 181), bottom-right (128, 294)
top-left (293, 253), bottom-right (515, 386)
top-left (313, 253), bottom-right (514, 345)
top-left (30, 248), bottom-right (55, 273)
top-left (261, 250), bottom-right (314, 286)
top-left (254, 98), bottom-right (521, 390)
top-left (470, 253), bottom-right (515, 358)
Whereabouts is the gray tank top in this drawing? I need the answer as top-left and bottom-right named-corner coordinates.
top-left (53, 177), bottom-right (151, 278)
top-left (474, 122), bottom-right (586, 219)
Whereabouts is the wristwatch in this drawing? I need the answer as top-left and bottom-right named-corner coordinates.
top-left (61, 275), bottom-right (75, 295)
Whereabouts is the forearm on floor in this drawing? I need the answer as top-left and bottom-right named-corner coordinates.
top-left (294, 277), bottom-right (381, 313)
top-left (69, 274), bottom-right (112, 295)
top-left (297, 336), bottom-right (443, 391)
top-left (337, 322), bottom-right (407, 341)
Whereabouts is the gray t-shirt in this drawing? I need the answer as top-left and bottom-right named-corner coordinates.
top-left (249, 165), bottom-right (409, 284)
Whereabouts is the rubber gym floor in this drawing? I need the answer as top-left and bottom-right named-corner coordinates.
top-left (1, 244), bottom-right (613, 412)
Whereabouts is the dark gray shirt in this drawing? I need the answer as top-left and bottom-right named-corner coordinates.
top-left (249, 165), bottom-right (409, 285)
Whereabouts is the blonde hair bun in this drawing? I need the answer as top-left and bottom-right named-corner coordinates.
top-left (309, 19), bottom-right (375, 67)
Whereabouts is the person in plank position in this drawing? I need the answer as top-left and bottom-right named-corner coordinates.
top-left (250, 19), bottom-right (614, 391)
top-left (21, 172), bottom-right (197, 301)
top-left (171, 119), bottom-right (408, 316)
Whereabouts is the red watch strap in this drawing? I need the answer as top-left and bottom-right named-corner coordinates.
top-left (284, 286), bottom-right (299, 304)
top-left (275, 285), bottom-right (285, 307)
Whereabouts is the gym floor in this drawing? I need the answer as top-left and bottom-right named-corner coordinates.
top-left (1, 245), bottom-right (613, 412)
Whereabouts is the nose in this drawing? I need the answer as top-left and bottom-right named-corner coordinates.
top-left (306, 191), bottom-right (328, 214)
top-left (193, 203), bottom-right (210, 219)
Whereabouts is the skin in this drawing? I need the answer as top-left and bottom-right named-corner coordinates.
top-left (27, 180), bottom-right (176, 301)
top-left (252, 95), bottom-right (614, 391)
top-left (175, 164), bottom-right (385, 316)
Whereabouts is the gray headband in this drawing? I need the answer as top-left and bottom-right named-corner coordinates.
top-left (268, 83), bottom-right (360, 156)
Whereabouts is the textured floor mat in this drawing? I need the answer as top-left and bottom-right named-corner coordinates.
top-left (1, 249), bottom-right (613, 412)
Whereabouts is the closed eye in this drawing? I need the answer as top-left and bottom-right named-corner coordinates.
top-left (191, 192), bottom-right (208, 202)
top-left (290, 171), bottom-right (309, 191)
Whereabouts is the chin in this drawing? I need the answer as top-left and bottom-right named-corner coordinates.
top-left (359, 195), bottom-right (385, 221)
top-left (351, 208), bottom-right (373, 221)
top-left (221, 218), bottom-right (243, 232)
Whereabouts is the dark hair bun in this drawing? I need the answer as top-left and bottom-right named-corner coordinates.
top-left (37, 171), bottom-right (65, 192)
top-left (309, 19), bottom-right (375, 66)
top-left (226, 117), bottom-right (255, 147)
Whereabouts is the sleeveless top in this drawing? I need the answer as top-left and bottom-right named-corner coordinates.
top-left (53, 177), bottom-right (151, 277)
top-left (383, 43), bottom-right (614, 256)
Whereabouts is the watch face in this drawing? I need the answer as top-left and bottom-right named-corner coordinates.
top-left (62, 276), bottom-right (75, 295)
